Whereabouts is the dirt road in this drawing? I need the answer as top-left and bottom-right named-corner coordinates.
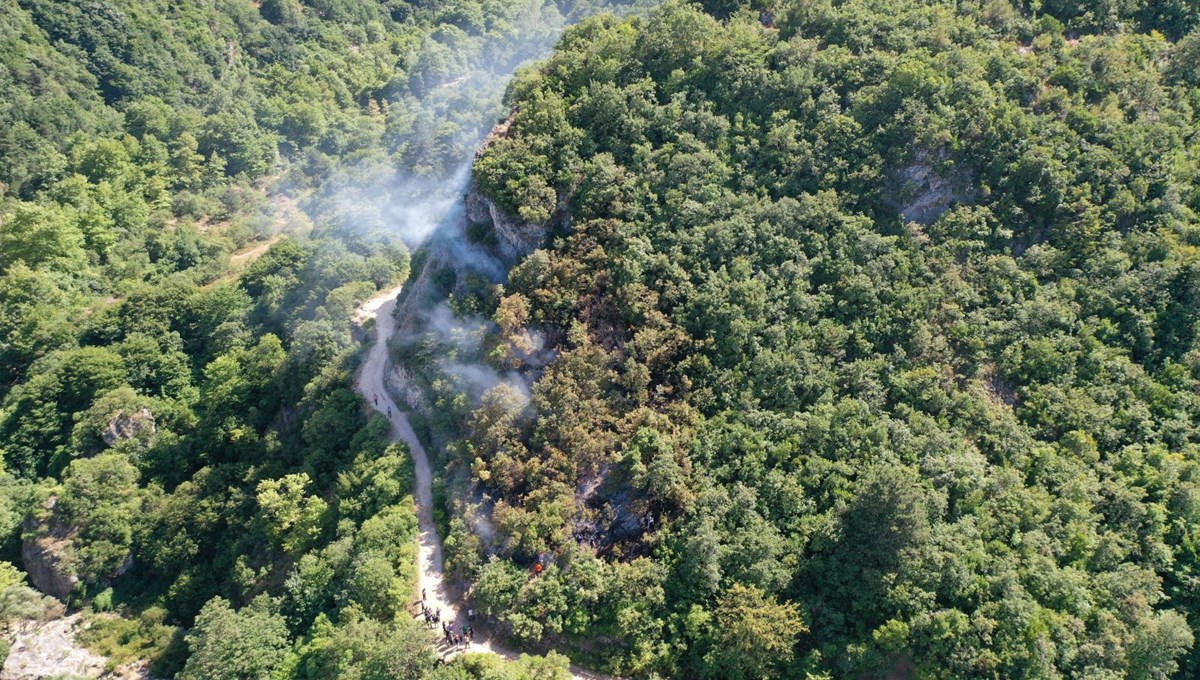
top-left (352, 286), bottom-right (614, 680)
top-left (354, 285), bottom-right (456, 625)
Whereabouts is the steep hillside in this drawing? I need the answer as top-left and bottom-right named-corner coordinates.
top-left (442, 1), bottom-right (1200, 677)
top-left (0, 0), bottom-right (635, 677)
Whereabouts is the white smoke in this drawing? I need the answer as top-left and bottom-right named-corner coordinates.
top-left (383, 160), bottom-right (476, 248)
top-left (322, 0), bottom-right (651, 417)
top-left (444, 362), bottom-right (533, 406)
top-left (422, 302), bottom-right (489, 354)
top-left (295, 0), bottom-right (574, 251)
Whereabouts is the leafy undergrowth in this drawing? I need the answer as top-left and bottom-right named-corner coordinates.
top-left (78, 606), bottom-right (186, 676)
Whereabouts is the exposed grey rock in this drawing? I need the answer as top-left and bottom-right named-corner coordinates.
top-left (890, 149), bottom-right (974, 226)
top-left (464, 180), bottom-right (548, 264)
top-left (101, 408), bottom-right (155, 447)
top-left (385, 364), bottom-right (424, 410)
top-left (20, 499), bottom-right (77, 601)
top-left (19, 498), bottom-right (133, 602)
top-left (465, 114), bottom-right (555, 264)
top-left (464, 180), bottom-right (493, 225)
top-left (0, 613), bottom-right (104, 680)
top-left (20, 537), bottom-right (77, 602)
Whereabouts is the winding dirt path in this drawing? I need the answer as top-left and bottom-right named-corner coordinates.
top-left (230, 234), bottom-right (284, 266)
top-left (352, 286), bottom-right (614, 680)
top-left (354, 285), bottom-right (454, 622)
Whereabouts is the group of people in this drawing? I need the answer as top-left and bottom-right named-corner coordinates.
top-left (420, 594), bottom-right (444, 628)
top-left (417, 589), bottom-right (479, 652)
top-left (441, 620), bottom-right (474, 647)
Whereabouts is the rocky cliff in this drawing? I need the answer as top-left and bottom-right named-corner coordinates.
top-left (20, 496), bottom-right (133, 602)
top-left (21, 498), bottom-right (78, 601)
top-left (463, 113), bottom-right (561, 265)
top-left (385, 116), bottom-right (558, 432)
top-left (464, 180), bottom-right (550, 265)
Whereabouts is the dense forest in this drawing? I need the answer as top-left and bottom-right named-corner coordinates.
top-left (0, 0), bottom-right (634, 677)
top-left (4, 0), bottom-right (1200, 678)
top-left (390, 0), bottom-right (1200, 678)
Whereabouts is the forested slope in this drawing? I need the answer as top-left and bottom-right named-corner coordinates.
top-left (441, 1), bottom-right (1200, 677)
top-left (0, 0), bottom-right (630, 676)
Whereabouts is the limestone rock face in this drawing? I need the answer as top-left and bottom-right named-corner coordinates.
top-left (889, 148), bottom-right (975, 226)
top-left (20, 499), bottom-right (77, 601)
top-left (464, 178), bottom-right (493, 225)
top-left (101, 408), bottom-right (156, 447)
top-left (386, 364), bottom-right (423, 410)
top-left (465, 180), bottom-right (548, 264)
top-left (20, 536), bottom-right (77, 602)
top-left (465, 115), bottom-right (557, 264)
top-left (19, 497), bottom-right (134, 602)
top-left (0, 613), bottom-right (105, 680)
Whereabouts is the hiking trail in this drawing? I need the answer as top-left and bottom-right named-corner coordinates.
top-left (353, 286), bottom-right (614, 680)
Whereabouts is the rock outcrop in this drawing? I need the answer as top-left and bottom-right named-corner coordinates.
top-left (889, 148), bottom-right (975, 226)
top-left (464, 114), bottom-right (558, 265)
top-left (21, 499), bottom-right (78, 601)
top-left (464, 180), bottom-right (550, 265)
top-left (101, 408), bottom-right (156, 447)
top-left (0, 613), bottom-right (104, 680)
top-left (386, 364), bottom-right (423, 410)
top-left (19, 496), bottom-right (133, 602)
top-left (387, 113), bottom-right (557, 426)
